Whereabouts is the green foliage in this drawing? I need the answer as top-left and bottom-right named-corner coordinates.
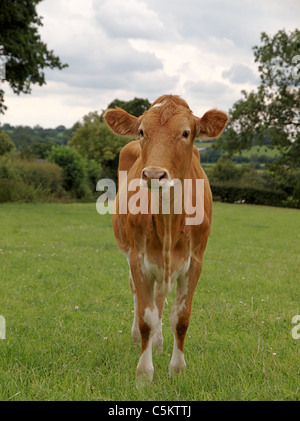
top-left (69, 112), bottom-right (129, 182)
top-left (84, 159), bottom-right (103, 192)
top-left (215, 29), bottom-right (300, 171)
top-left (69, 98), bottom-right (151, 181)
top-left (105, 97), bottom-right (151, 117)
top-left (0, 0), bottom-right (68, 113)
top-left (200, 147), bottom-right (222, 163)
top-left (206, 157), bottom-right (300, 207)
top-left (209, 158), bottom-right (243, 182)
top-left (211, 183), bottom-right (288, 207)
top-left (268, 166), bottom-right (300, 200)
top-left (0, 150), bottom-right (102, 203)
top-left (2, 124), bottom-right (74, 151)
top-left (47, 146), bottom-right (88, 198)
top-left (21, 142), bottom-right (54, 159)
top-left (293, 180), bottom-right (300, 204)
top-left (0, 156), bottom-right (65, 202)
top-left (0, 131), bottom-right (14, 156)
top-left (13, 159), bottom-right (64, 193)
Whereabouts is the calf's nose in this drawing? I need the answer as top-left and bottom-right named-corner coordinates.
top-left (141, 167), bottom-right (169, 187)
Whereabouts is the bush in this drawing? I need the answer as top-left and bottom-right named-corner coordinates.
top-left (13, 159), bottom-right (64, 194)
top-left (239, 167), bottom-right (275, 190)
top-left (200, 148), bottom-right (222, 163)
top-left (292, 180), bottom-right (300, 205)
top-left (0, 157), bottom-right (66, 202)
top-left (210, 182), bottom-right (288, 207)
top-left (47, 146), bottom-right (89, 198)
top-left (69, 116), bottom-right (128, 183)
top-left (22, 142), bottom-right (54, 159)
top-left (209, 158), bottom-right (248, 182)
top-left (84, 159), bottom-right (103, 192)
top-left (0, 179), bottom-right (41, 203)
top-left (0, 131), bottom-right (14, 156)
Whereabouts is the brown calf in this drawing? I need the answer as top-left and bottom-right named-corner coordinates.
top-left (104, 95), bottom-right (228, 382)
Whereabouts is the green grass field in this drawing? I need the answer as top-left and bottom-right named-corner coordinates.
top-left (0, 202), bottom-right (299, 401)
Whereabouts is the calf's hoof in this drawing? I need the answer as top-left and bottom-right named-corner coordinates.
top-left (136, 365), bottom-right (154, 386)
top-left (168, 358), bottom-right (186, 378)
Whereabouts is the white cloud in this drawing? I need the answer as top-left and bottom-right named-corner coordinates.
top-left (1, 0), bottom-right (299, 127)
top-left (183, 79), bottom-right (235, 116)
top-left (94, 0), bottom-right (172, 40)
top-left (38, 0), bottom-right (164, 90)
top-left (222, 64), bottom-right (259, 85)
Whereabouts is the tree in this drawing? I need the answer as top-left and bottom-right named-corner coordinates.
top-left (0, 0), bottom-right (67, 114)
top-left (0, 130), bottom-right (14, 155)
top-left (47, 146), bottom-right (87, 198)
top-left (22, 141), bottom-right (54, 159)
top-left (215, 29), bottom-right (300, 170)
top-left (104, 97), bottom-right (151, 117)
top-left (69, 111), bottom-right (129, 181)
top-left (70, 98), bottom-right (151, 181)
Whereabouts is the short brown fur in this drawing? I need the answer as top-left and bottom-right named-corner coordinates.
top-left (104, 95), bottom-right (228, 381)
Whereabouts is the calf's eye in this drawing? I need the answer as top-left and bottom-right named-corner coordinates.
top-left (139, 129), bottom-right (144, 137)
top-left (182, 130), bottom-right (190, 138)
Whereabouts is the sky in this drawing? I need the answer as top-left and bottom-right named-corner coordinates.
top-left (1, 0), bottom-right (299, 128)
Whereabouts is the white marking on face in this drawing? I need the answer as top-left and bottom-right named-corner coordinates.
top-left (152, 101), bottom-right (167, 108)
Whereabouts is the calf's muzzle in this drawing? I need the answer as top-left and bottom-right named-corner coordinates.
top-left (141, 167), bottom-right (170, 189)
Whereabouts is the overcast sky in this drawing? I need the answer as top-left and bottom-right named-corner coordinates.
top-left (1, 0), bottom-right (299, 128)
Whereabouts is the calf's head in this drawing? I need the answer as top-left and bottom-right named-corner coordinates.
top-left (104, 95), bottom-right (228, 187)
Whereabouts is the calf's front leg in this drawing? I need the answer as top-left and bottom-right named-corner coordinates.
top-left (130, 257), bottom-right (159, 383)
top-left (169, 259), bottom-right (202, 377)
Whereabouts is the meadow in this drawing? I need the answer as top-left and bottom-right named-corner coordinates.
top-left (0, 202), bottom-right (299, 401)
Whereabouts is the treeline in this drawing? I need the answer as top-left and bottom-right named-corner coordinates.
top-left (200, 147), bottom-right (277, 168)
top-left (206, 158), bottom-right (300, 208)
top-left (0, 94), bottom-right (300, 208)
top-left (0, 98), bottom-right (149, 203)
top-left (1, 123), bottom-right (75, 158)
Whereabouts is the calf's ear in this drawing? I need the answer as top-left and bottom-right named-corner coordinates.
top-left (194, 109), bottom-right (228, 139)
top-left (104, 107), bottom-right (140, 137)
